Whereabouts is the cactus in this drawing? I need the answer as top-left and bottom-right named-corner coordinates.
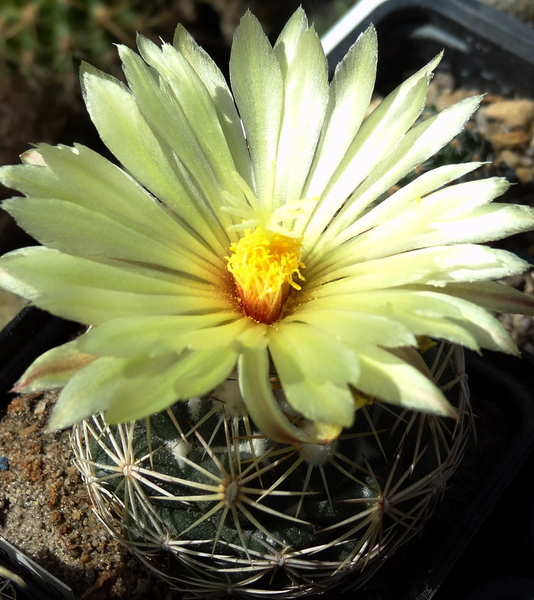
top-left (4, 6), bottom-right (533, 596)
top-left (0, 581), bottom-right (16, 600)
top-left (0, 572), bottom-right (17, 600)
top-left (72, 341), bottom-right (470, 598)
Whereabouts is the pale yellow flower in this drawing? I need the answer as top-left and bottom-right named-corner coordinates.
top-left (1, 9), bottom-right (533, 443)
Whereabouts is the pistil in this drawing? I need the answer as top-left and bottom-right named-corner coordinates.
top-left (226, 227), bottom-right (304, 324)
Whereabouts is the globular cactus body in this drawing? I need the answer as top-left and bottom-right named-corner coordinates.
top-left (73, 342), bottom-right (469, 598)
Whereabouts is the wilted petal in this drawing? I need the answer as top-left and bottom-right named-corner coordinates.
top-left (47, 356), bottom-right (131, 430)
top-left (14, 340), bottom-right (96, 393)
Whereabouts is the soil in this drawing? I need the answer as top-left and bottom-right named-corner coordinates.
top-left (0, 391), bottom-right (172, 600)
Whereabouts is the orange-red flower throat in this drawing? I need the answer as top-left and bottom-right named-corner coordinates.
top-left (226, 227), bottom-right (304, 324)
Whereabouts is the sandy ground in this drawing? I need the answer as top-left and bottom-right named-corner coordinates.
top-left (0, 391), bottom-right (173, 600)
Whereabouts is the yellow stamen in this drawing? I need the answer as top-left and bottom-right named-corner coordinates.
top-left (417, 335), bottom-right (437, 354)
top-left (352, 389), bottom-right (375, 410)
top-left (226, 227), bottom-right (304, 324)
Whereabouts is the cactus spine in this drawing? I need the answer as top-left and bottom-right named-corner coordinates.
top-left (72, 341), bottom-right (470, 598)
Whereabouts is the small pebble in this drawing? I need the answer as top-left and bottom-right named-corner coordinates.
top-left (499, 149), bottom-right (521, 169)
top-left (490, 130), bottom-right (532, 148)
top-left (34, 399), bottom-right (48, 415)
top-left (515, 166), bottom-right (534, 183)
top-left (485, 99), bottom-right (534, 129)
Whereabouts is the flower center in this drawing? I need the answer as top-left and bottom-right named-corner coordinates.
top-left (226, 227), bottom-right (304, 324)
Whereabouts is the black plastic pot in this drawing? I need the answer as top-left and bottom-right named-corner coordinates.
top-left (321, 0), bottom-right (534, 598)
top-left (324, 0), bottom-right (534, 98)
top-left (304, 349), bottom-right (534, 600)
